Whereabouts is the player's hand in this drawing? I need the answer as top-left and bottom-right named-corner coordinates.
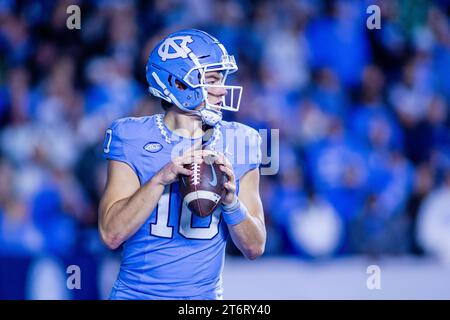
top-left (154, 149), bottom-right (205, 186)
top-left (211, 152), bottom-right (237, 206)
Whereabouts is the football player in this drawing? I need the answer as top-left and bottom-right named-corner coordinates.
top-left (99, 29), bottom-right (266, 300)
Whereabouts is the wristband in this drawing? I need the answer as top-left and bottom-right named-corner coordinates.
top-left (221, 198), bottom-right (248, 225)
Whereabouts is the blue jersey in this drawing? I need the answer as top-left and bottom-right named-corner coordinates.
top-left (102, 114), bottom-right (261, 299)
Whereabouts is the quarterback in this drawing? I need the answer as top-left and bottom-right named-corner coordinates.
top-left (99, 29), bottom-right (266, 300)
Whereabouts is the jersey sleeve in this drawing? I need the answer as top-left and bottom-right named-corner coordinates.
top-left (103, 119), bottom-right (138, 173)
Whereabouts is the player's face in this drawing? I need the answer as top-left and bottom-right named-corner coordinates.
top-left (195, 71), bottom-right (227, 112)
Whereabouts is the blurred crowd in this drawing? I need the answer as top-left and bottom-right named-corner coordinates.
top-left (0, 0), bottom-right (449, 268)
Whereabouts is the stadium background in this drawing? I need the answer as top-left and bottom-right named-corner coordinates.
top-left (1, 0), bottom-right (449, 299)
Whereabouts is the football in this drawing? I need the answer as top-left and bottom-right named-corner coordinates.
top-left (179, 155), bottom-right (227, 217)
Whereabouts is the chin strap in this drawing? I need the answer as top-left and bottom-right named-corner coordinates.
top-left (198, 107), bottom-right (222, 126)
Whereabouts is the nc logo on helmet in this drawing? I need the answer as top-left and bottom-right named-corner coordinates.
top-left (158, 36), bottom-right (194, 61)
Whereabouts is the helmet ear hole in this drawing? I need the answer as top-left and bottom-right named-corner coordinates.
top-left (175, 79), bottom-right (187, 91)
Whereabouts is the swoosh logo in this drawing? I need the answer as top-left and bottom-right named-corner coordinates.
top-left (208, 164), bottom-right (217, 187)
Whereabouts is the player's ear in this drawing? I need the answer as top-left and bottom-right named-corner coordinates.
top-left (175, 79), bottom-right (187, 91)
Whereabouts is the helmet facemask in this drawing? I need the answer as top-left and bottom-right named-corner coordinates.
top-left (184, 55), bottom-right (243, 124)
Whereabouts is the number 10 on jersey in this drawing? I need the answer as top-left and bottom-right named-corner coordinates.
top-left (150, 185), bottom-right (222, 240)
